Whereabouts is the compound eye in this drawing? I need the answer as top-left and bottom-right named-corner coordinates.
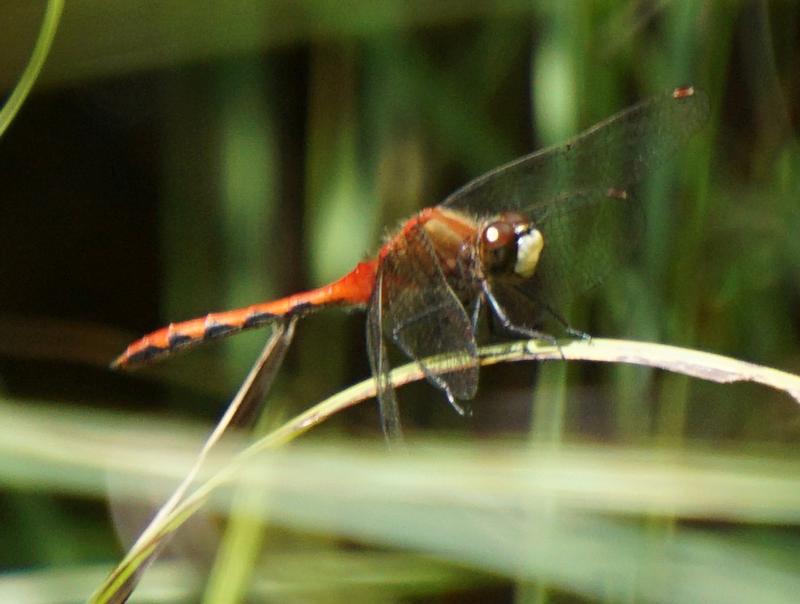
top-left (482, 221), bottom-right (515, 251)
top-left (481, 220), bottom-right (518, 274)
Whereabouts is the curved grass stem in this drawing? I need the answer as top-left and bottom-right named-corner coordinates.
top-left (90, 337), bottom-right (800, 603)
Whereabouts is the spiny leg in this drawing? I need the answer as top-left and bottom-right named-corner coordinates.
top-left (541, 301), bottom-right (592, 341)
top-left (480, 279), bottom-right (565, 358)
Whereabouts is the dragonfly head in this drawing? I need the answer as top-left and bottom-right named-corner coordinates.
top-left (479, 212), bottom-right (543, 280)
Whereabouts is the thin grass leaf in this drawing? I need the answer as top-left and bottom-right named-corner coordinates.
top-left (0, 0), bottom-right (63, 138)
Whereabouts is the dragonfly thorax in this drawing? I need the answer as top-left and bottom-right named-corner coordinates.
top-left (479, 212), bottom-right (543, 280)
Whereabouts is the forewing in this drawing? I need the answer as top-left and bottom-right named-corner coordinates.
top-left (441, 87), bottom-right (708, 215)
top-left (523, 188), bottom-right (641, 313)
top-left (445, 88), bottom-right (708, 314)
top-left (380, 222), bottom-right (479, 401)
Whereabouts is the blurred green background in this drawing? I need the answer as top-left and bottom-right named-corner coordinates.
top-left (0, 1), bottom-right (799, 602)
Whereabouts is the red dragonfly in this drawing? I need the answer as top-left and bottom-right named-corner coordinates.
top-left (113, 86), bottom-right (708, 438)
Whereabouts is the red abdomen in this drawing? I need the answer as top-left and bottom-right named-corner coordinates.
top-left (112, 259), bottom-right (378, 368)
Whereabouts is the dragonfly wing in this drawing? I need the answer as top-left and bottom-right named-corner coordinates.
top-left (366, 266), bottom-right (404, 442)
top-left (526, 187), bottom-right (642, 312)
top-left (476, 186), bottom-right (643, 331)
top-left (445, 87), bottom-right (707, 316)
top-left (379, 221), bottom-right (479, 404)
top-left (441, 87), bottom-right (708, 215)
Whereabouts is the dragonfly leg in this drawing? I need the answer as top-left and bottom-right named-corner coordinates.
top-left (469, 295), bottom-right (483, 336)
top-left (443, 388), bottom-right (468, 416)
top-left (480, 280), bottom-right (564, 357)
top-left (542, 302), bottom-right (592, 341)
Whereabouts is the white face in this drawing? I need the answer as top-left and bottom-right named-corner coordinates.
top-left (513, 227), bottom-right (544, 279)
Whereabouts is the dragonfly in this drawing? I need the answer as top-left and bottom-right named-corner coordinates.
top-left (112, 86), bottom-right (708, 439)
